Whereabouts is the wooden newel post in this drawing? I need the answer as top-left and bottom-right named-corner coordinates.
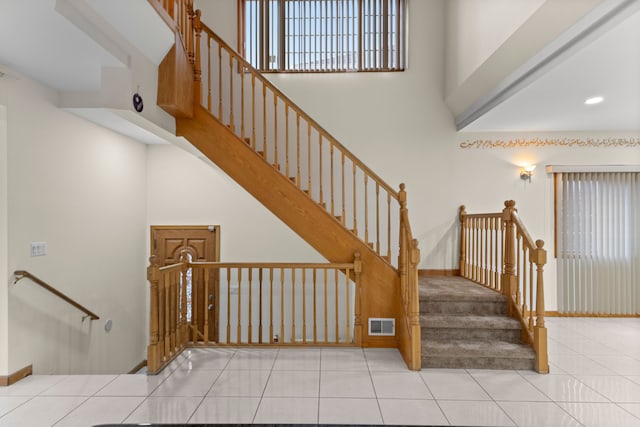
top-left (532, 239), bottom-right (549, 373)
top-left (193, 9), bottom-right (202, 100)
top-left (186, 0), bottom-right (195, 67)
top-left (398, 183), bottom-right (408, 295)
top-left (501, 200), bottom-right (518, 311)
top-left (353, 251), bottom-right (362, 346)
top-left (409, 238), bottom-right (421, 370)
top-left (459, 205), bottom-right (467, 277)
top-left (147, 255), bottom-right (160, 374)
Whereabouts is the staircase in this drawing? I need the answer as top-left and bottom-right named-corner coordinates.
top-left (420, 276), bottom-right (535, 370)
top-left (149, 0), bottom-right (422, 370)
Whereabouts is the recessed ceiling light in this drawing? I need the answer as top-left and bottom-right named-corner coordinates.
top-left (585, 96), bottom-right (604, 105)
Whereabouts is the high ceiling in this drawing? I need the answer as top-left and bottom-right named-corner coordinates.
top-left (462, 0), bottom-right (640, 132)
top-left (1, 0), bottom-right (639, 134)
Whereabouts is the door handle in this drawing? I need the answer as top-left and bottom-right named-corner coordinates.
top-left (208, 304), bottom-right (213, 310)
top-left (209, 294), bottom-right (214, 302)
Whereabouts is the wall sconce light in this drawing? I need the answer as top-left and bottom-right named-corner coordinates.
top-left (520, 165), bottom-right (536, 182)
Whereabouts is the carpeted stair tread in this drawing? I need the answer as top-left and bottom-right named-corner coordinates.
top-left (420, 314), bottom-right (521, 330)
top-left (423, 339), bottom-right (535, 359)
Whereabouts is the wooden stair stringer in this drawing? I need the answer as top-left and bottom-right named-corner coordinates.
top-left (176, 106), bottom-right (405, 347)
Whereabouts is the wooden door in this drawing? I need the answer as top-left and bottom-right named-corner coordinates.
top-left (151, 226), bottom-right (220, 343)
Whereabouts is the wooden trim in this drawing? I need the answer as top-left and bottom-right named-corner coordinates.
top-left (545, 311), bottom-right (640, 318)
top-left (150, 225), bottom-right (221, 261)
top-left (127, 360), bottom-right (147, 374)
top-left (418, 269), bottom-right (460, 277)
top-left (0, 365), bottom-right (32, 387)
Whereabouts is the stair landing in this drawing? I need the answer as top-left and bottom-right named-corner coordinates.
top-left (420, 276), bottom-right (535, 370)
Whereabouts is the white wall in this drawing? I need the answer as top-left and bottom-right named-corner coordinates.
top-left (5, 74), bottom-right (148, 375)
top-left (146, 144), bottom-right (324, 262)
top-left (194, 0), bottom-right (640, 312)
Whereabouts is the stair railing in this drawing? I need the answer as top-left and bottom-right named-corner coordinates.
top-left (459, 201), bottom-right (548, 373)
top-left (146, 254), bottom-right (362, 374)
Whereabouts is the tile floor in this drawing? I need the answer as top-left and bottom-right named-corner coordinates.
top-left (0, 317), bottom-right (639, 426)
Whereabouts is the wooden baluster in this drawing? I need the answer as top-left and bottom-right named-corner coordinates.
top-left (323, 268), bottom-right (328, 343)
top-left (516, 235), bottom-right (522, 308)
top-left (280, 268), bottom-right (285, 344)
top-left (533, 239), bottom-right (548, 373)
top-left (226, 267), bottom-right (231, 344)
top-left (330, 142), bottom-right (335, 216)
top-left (240, 63), bottom-right (245, 140)
top-left (296, 113), bottom-right (301, 187)
top-left (345, 267), bottom-right (351, 343)
top-left (291, 268), bottom-right (296, 343)
top-left (248, 268), bottom-right (253, 343)
top-left (237, 268), bottom-right (242, 344)
top-left (181, 262), bottom-right (188, 346)
top-left (307, 123), bottom-right (312, 196)
top-left (251, 74), bottom-right (256, 150)
top-left (319, 135), bottom-right (324, 206)
top-left (229, 55), bottom-right (234, 132)
top-left (285, 105), bottom-right (289, 177)
top-left (147, 256), bottom-right (160, 373)
top-left (269, 268), bottom-right (274, 344)
top-left (502, 200), bottom-right (518, 314)
top-left (387, 193), bottom-right (391, 260)
top-left (203, 267), bottom-right (209, 344)
top-left (262, 85), bottom-right (267, 156)
top-left (489, 217), bottom-right (495, 288)
top-left (352, 163), bottom-right (358, 235)
top-left (302, 269), bottom-right (307, 344)
top-left (528, 259), bottom-right (534, 330)
top-left (341, 152), bottom-right (346, 223)
top-left (313, 268), bottom-right (317, 344)
top-left (334, 268), bottom-right (339, 343)
top-left (495, 218), bottom-right (500, 288)
top-left (353, 252), bottom-right (362, 346)
top-left (365, 176), bottom-right (369, 244)
top-left (164, 272), bottom-right (170, 356)
top-left (458, 206), bottom-right (467, 277)
top-left (484, 218), bottom-right (489, 285)
top-left (376, 183), bottom-right (380, 254)
top-left (259, 269), bottom-right (264, 344)
top-left (218, 45), bottom-right (222, 119)
top-left (274, 94), bottom-right (278, 170)
top-left (207, 35), bottom-right (211, 112)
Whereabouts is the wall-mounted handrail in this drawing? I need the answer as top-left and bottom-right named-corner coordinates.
top-left (13, 270), bottom-right (100, 320)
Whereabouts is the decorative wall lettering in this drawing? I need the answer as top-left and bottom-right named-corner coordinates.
top-left (459, 138), bottom-right (640, 149)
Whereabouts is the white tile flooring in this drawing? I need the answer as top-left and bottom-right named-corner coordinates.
top-left (0, 317), bottom-right (639, 426)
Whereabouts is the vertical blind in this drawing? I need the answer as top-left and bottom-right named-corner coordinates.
top-left (241, 0), bottom-right (405, 72)
top-left (556, 172), bottom-right (640, 314)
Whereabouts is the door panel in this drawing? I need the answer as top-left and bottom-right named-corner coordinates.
top-left (152, 226), bottom-right (220, 343)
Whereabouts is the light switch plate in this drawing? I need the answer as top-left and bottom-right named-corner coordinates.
top-left (30, 242), bottom-right (47, 257)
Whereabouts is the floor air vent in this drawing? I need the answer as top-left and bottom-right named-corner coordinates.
top-left (368, 318), bottom-right (395, 336)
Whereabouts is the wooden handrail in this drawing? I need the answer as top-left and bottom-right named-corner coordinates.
top-left (13, 270), bottom-right (100, 320)
top-left (190, 261), bottom-right (355, 269)
top-left (199, 22), bottom-right (399, 200)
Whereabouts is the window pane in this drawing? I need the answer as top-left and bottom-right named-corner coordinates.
top-left (243, 0), bottom-right (405, 72)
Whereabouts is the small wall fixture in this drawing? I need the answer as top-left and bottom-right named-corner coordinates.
top-left (520, 165), bottom-right (536, 182)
